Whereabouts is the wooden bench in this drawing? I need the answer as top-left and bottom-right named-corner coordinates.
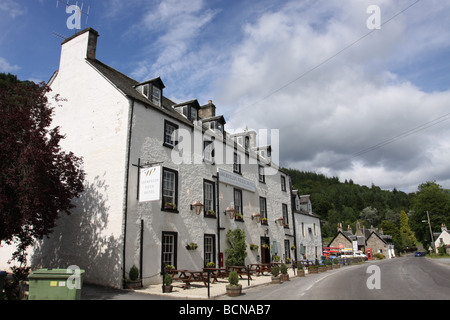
top-left (249, 264), bottom-right (272, 276)
top-left (168, 270), bottom-right (208, 289)
top-left (227, 266), bottom-right (253, 280)
top-left (202, 268), bottom-right (229, 284)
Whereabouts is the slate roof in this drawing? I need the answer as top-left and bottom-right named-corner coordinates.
top-left (85, 58), bottom-right (196, 128)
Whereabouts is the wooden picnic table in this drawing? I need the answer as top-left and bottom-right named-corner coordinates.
top-left (249, 264), bottom-right (272, 276)
top-left (167, 270), bottom-right (208, 289)
top-left (227, 266), bottom-right (253, 280)
top-left (202, 268), bottom-right (229, 284)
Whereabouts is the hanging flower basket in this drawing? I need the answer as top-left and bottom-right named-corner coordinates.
top-left (186, 243), bottom-right (198, 250)
top-left (252, 213), bottom-right (261, 223)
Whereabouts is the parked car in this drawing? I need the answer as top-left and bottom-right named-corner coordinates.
top-left (353, 251), bottom-right (368, 261)
top-left (414, 251), bottom-right (426, 257)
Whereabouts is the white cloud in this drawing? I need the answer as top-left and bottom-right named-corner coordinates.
top-left (213, 0), bottom-right (450, 192)
top-left (0, 57), bottom-right (19, 73)
top-left (0, 0), bottom-right (27, 19)
top-left (128, 0), bottom-right (219, 96)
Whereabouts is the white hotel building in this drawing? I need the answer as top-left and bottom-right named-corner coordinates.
top-left (0, 28), bottom-right (322, 288)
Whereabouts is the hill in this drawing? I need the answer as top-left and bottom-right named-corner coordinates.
top-left (284, 169), bottom-right (413, 238)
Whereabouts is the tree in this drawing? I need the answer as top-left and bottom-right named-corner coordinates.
top-left (360, 206), bottom-right (380, 226)
top-left (0, 73), bottom-right (85, 273)
top-left (399, 210), bottom-right (416, 251)
top-left (225, 229), bottom-right (247, 266)
top-left (411, 181), bottom-right (450, 247)
top-left (379, 220), bottom-right (401, 252)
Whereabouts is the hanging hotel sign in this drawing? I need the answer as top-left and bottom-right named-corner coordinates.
top-left (218, 168), bottom-right (256, 192)
top-left (139, 166), bottom-right (161, 202)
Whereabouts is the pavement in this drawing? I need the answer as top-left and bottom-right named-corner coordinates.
top-left (82, 268), bottom-right (301, 300)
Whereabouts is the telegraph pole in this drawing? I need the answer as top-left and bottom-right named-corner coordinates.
top-left (426, 211), bottom-right (435, 254)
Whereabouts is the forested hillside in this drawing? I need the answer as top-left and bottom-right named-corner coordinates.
top-left (284, 169), bottom-right (450, 251)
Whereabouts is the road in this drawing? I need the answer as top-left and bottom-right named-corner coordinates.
top-left (219, 255), bottom-right (450, 300)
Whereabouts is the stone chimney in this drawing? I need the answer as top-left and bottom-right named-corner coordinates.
top-left (355, 221), bottom-right (364, 237)
top-left (347, 225), bottom-right (353, 234)
top-left (442, 224), bottom-right (447, 232)
top-left (199, 100), bottom-right (216, 119)
top-left (60, 28), bottom-right (99, 70)
top-left (337, 223), bottom-right (343, 232)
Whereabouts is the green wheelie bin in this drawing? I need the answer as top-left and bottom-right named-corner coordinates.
top-left (28, 268), bottom-right (85, 300)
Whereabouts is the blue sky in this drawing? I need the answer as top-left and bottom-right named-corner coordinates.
top-left (1, 0), bottom-right (450, 192)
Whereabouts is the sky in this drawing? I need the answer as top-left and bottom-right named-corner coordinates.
top-left (1, 0), bottom-right (450, 193)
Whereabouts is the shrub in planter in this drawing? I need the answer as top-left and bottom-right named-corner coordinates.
top-left (124, 265), bottom-right (141, 289)
top-left (325, 259), bottom-right (332, 270)
top-left (297, 264), bottom-right (305, 277)
top-left (308, 265), bottom-right (318, 274)
top-left (163, 274), bottom-right (173, 293)
top-left (280, 263), bottom-right (289, 281)
top-left (129, 265), bottom-right (139, 281)
top-left (226, 271), bottom-right (242, 297)
top-left (271, 265), bottom-right (281, 284)
top-left (332, 258), bottom-right (340, 268)
top-left (318, 265), bottom-right (327, 272)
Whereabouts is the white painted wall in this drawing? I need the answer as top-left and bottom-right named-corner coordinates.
top-left (3, 29), bottom-right (129, 288)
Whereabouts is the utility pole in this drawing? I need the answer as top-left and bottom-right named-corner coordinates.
top-left (426, 211), bottom-right (435, 254)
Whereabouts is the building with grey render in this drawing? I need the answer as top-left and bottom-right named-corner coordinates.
top-left (0, 28), bottom-right (322, 288)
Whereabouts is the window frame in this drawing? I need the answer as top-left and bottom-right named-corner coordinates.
top-left (204, 234), bottom-right (216, 267)
top-left (282, 203), bottom-right (289, 228)
top-left (161, 167), bottom-right (178, 212)
top-left (233, 152), bottom-right (241, 174)
top-left (281, 175), bottom-right (287, 192)
top-left (234, 188), bottom-right (243, 221)
top-left (203, 179), bottom-right (216, 218)
top-left (260, 197), bottom-right (267, 225)
top-left (258, 165), bottom-right (265, 183)
top-left (161, 231), bottom-right (178, 271)
top-left (163, 120), bottom-right (178, 149)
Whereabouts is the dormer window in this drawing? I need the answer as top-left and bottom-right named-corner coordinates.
top-left (135, 77), bottom-right (165, 107)
top-left (203, 115), bottom-right (226, 135)
top-left (173, 100), bottom-right (200, 123)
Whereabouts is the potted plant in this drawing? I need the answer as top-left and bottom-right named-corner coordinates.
top-left (272, 255), bottom-right (280, 262)
top-left (291, 245), bottom-right (296, 251)
top-left (271, 265), bottom-right (281, 284)
top-left (261, 243), bottom-right (269, 249)
top-left (235, 213), bottom-right (244, 221)
top-left (164, 264), bottom-right (175, 272)
top-left (297, 264), bottom-right (305, 277)
top-left (206, 261), bottom-right (216, 268)
top-left (250, 244), bottom-right (259, 251)
top-left (261, 217), bottom-right (268, 225)
top-left (226, 271), bottom-right (242, 297)
top-left (164, 202), bottom-right (177, 210)
top-left (205, 209), bottom-right (216, 217)
top-left (124, 265), bottom-right (141, 289)
top-left (308, 264), bottom-right (318, 274)
top-left (163, 274), bottom-right (173, 293)
top-left (280, 263), bottom-right (289, 281)
top-left (318, 263), bottom-right (327, 273)
top-left (325, 258), bottom-right (333, 270)
top-left (332, 258), bottom-right (341, 269)
top-left (186, 242), bottom-right (198, 250)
